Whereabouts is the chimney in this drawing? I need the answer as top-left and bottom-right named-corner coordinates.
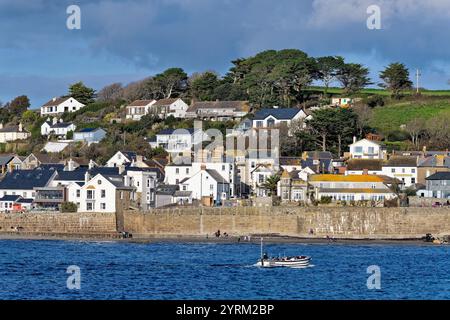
top-left (362, 168), bottom-right (369, 175)
top-left (200, 164), bottom-right (207, 171)
top-left (59, 119), bottom-right (63, 123)
top-left (118, 164), bottom-right (125, 175)
top-left (18, 123), bottom-right (23, 132)
top-left (67, 158), bottom-right (75, 171)
top-left (84, 171), bottom-right (90, 184)
top-left (353, 136), bottom-right (357, 144)
top-left (52, 97), bottom-right (56, 102)
top-left (136, 155), bottom-right (144, 163)
top-left (88, 159), bottom-right (95, 170)
top-left (52, 117), bottom-right (58, 125)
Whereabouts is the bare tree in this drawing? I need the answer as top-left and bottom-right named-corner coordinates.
top-left (352, 103), bottom-right (373, 137)
top-left (405, 118), bottom-right (426, 149)
top-left (97, 83), bottom-right (123, 102)
top-left (426, 115), bottom-right (450, 149)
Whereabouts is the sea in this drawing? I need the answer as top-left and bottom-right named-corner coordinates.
top-left (0, 240), bottom-right (448, 300)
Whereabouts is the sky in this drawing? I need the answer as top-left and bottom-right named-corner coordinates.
top-left (1, 0), bottom-right (450, 108)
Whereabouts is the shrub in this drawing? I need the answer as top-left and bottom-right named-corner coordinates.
top-left (60, 202), bottom-right (78, 213)
top-left (319, 196), bottom-right (332, 204)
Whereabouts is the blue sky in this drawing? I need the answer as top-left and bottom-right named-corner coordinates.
top-left (1, 0), bottom-right (450, 108)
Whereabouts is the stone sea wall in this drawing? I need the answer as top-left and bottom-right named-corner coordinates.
top-left (123, 207), bottom-right (450, 239)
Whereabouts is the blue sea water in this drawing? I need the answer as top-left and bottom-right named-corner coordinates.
top-left (0, 240), bottom-right (448, 300)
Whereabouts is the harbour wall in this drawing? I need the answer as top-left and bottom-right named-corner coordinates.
top-left (123, 207), bottom-right (450, 239)
top-left (0, 212), bottom-right (117, 237)
top-left (0, 208), bottom-right (449, 239)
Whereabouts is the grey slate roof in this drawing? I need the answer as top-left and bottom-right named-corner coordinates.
top-left (426, 172), bottom-right (450, 180)
top-left (0, 195), bottom-right (21, 202)
top-left (0, 155), bottom-right (14, 166)
top-left (205, 169), bottom-right (228, 183)
top-left (0, 167), bottom-right (57, 190)
top-left (253, 108), bottom-right (303, 120)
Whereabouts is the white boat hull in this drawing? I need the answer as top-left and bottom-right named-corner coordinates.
top-left (256, 257), bottom-right (311, 268)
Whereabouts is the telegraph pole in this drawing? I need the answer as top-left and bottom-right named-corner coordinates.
top-left (416, 69), bottom-right (421, 94)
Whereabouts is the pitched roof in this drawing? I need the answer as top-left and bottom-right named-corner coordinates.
top-left (309, 174), bottom-right (387, 183)
top-left (205, 169), bottom-right (229, 183)
top-left (127, 100), bottom-right (155, 107)
top-left (0, 167), bottom-right (57, 190)
top-left (304, 151), bottom-right (334, 159)
top-left (156, 184), bottom-right (179, 196)
top-left (76, 127), bottom-right (104, 133)
top-left (42, 97), bottom-right (70, 107)
top-left (153, 98), bottom-right (179, 106)
top-left (32, 153), bottom-right (60, 164)
top-left (0, 155), bottom-right (14, 166)
top-left (157, 128), bottom-right (196, 135)
top-left (0, 195), bottom-right (21, 202)
top-left (0, 125), bottom-right (29, 133)
top-left (384, 156), bottom-right (417, 167)
top-left (253, 108), bottom-right (303, 120)
top-left (46, 121), bottom-right (74, 129)
top-left (187, 101), bottom-right (248, 112)
top-left (347, 159), bottom-right (383, 171)
top-left (279, 157), bottom-right (302, 166)
top-left (426, 172), bottom-right (450, 180)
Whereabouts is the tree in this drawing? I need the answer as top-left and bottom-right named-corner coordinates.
top-left (8, 95), bottom-right (30, 114)
top-left (336, 63), bottom-right (372, 94)
top-left (426, 114), bottom-right (450, 149)
top-left (316, 56), bottom-right (345, 95)
top-left (352, 103), bottom-right (374, 137)
top-left (405, 118), bottom-right (426, 148)
top-left (379, 63), bottom-right (413, 98)
top-left (69, 81), bottom-right (96, 105)
top-left (97, 83), bottom-right (123, 102)
top-left (307, 108), bottom-right (358, 153)
top-left (153, 68), bottom-right (188, 99)
top-left (189, 71), bottom-right (221, 100)
top-left (261, 174), bottom-right (280, 196)
top-left (22, 110), bottom-right (38, 125)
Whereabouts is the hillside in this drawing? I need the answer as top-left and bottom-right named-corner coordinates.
top-left (369, 98), bottom-right (450, 135)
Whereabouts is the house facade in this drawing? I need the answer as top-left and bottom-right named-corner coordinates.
top-left (309, 174), bottom-right (397, 202)
top-left (73, 128), bottom-right (106, 145)
top-left (252, 108), bottom-right (309, 129)
top-left (0, 123), bottom-right (30, 143)
top-left (150, 128), bottom-right (203, 154)
top-left (348, 138), bottom-right (386, 160)
top-left (41, 118), bottom-right (76, 137)
top-left (125, 100), bottom-right (156, 121)
top-left (277, 169), bottom-right (309, 203)
top-left (425, 172), bottom-right (450, 199)
top-left (151, 98), bottom-right (190, 119)
top-left (41, 97), bottom-right (85, 116)
top-left (186, 101), bottom-right (250, 120)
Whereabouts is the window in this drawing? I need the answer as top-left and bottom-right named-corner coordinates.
top-left (355, 146), bottom-right (363, 153)
top-left (76, 190), bottom-right (80, 198)
top-left (176, 168), bottom-right (179, 174)
top-left (101, 190), bottom-right (106, 198)
top-left (256, 121), bottom-right (263, 128)
top-left (222, 165), bottom-right (226, 171)
top-left (183, 186), bottom-right (187, 191)
top-left (259, 175), bottom-right (264, 183)
top-left (100, 203), bottom-right (106, 210)
top-left (87, 190), bottom-right (94, 199)
top-left (391, 168), bottom-right (396, 173)
top-left (210, 184), bottom-right (214, 191)
top-left (412, 168), bottom-right (416, 173)
top-left (402, 168), bottom-right (406, 173)
top-left (86, 202), bottom-right (93, 211)
top-left (411, 178), bottom-right (416, 184)
top-left (98, 180), bottom-right (102, 185)
top-left (368, 147), bottom-right (374, 154)
top-left (23, 192), bottom-right (27, 197)
top-left (120, 192), bottom-right (123, 199)
top-left (186, 168), bottom-right (190, 174)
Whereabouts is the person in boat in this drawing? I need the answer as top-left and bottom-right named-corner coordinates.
top-left (263, 253), bottom-right (269, 260)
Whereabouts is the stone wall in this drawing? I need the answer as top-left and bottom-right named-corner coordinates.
top-left (0, 212), bottom-right (117, 235)
top-left (123, 207), bottom-right (450, 239)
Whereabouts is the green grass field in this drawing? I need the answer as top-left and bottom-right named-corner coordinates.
top-left (369, 100), bottom-right (450, 134)
top-left (306, 86), bottom-right (450, 97)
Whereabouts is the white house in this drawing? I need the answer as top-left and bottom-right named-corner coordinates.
top-left (252, 108), bottom-right (310, 129)
top-left (381, 156), bottom-right (418, 188)
top-left (0, 123), bottom-right (30, 143)
top-left (41, 97), bottom-right (85, 116)
top-left (186, 101), bottom-right (250, 121)
top-left (67, 172), bottom-right (136, 213)
top-left (125, 167), bottom-right (163, 210)
top-left (73, 128), bottom-right (106, 145)
top-left (41, 118), bottom-right (76, 137)
top-left (348, 138), bottom-right (386, 160)
top-left (152, 98), bottom-right (190, 119)
top-left (106, 151), bottom-right (138, 167)
top-left (165, 161), bottom-right (236, 196)
top-left (250, 164), bottom-right (277, 197)
top-left (179, 166), bottom-right (230, 204)
top-left (309, 174), bottom-right (397, 202)
top-left (126, 100), bottom-right (156, 121)
top-left (149, 128), bottom-right (203, 154)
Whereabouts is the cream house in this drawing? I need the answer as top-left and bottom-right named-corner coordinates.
top-left (0, 123), bottom-right (30, 143)
top-left (40, 97), bottom-right (85, 116)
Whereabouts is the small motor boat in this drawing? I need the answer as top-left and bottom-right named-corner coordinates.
top-left (256, 238), bottom-right (311, 268)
